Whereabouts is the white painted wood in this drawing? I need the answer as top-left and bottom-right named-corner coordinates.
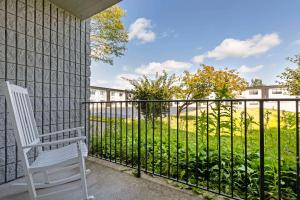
top-left (11, 169), bottom-right (91, 189)
top-left (2, 81), bottom-right (93, 200)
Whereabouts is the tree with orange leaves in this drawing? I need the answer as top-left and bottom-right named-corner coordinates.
top-left (176, 64), bottom-right (248, 114)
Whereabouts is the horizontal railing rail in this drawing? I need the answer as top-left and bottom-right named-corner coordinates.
top-left (83, 99), bottom-right (300, 200)
top-left (82, 98), bottom-right (300, 103)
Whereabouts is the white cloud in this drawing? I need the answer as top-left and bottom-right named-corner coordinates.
top-left (91, 73), bottom-right (137, 89)
top-left (90, 59), bottom-right (191, 90)
top-left (111, 73), bottom-right (139, 89)
top-left (192, 55), bottom-right (205, 64)
top-left (193, 33), bottom-right (281, 64)
top-left (295, 39), bottom-right (300, 45)
top-left (91, 79), bottom-right (109, 87)
top-left (128, 18), bottom-right (156, 43)
top-left (135, 60), bottom-right (192, 75)
top-left (238, 65), bottom-right (264, 74)
top-left (122, 65), bottom-right (129, 71)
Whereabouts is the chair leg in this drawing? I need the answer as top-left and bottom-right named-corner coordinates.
top-left (79, 158), bottom-right (94, 199)
top-left (78, 142), bottom-right (94, 200)
top-left (25, 170), bottom-right (37, 200)
top-left (79, 155), bottom-right (89, 200)
top-left (43, 171), bottom-right (50, 184)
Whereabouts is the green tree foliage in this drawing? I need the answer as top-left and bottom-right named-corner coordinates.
top-left (124, 72), bottom-right (178, 120)
top-left (278, 55), bottom-right (300, 95)
top-left (90, 6), bottom-right (128, 65)
top-left (250, 78), bottom-right (263, 86)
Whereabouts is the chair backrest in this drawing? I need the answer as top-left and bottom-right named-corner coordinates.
top-left (2, 82), bottom-right (40, 159)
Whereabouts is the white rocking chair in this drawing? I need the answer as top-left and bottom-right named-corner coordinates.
top-left (2, 81), bottom-right (94, 200)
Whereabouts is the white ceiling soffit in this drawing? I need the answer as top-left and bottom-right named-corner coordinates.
top-left (48, 0), bottom-right (122, 19)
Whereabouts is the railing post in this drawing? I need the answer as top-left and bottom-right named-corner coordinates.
top-left (259, 100), bottom-right (265, 200)
top-left (137, 101), bottom-right (141, 177)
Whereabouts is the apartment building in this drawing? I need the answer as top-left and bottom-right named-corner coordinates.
top-left (238, 85), bottom-right (299, 111)
top-left (90, 86), bottom-right (131, 102)
top-left (239, 85), bottom-right (297, 99)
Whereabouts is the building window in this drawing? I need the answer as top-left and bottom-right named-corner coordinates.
top-left (119, 92), bottom-right (123, 97)
top-left (249, 89), bottom-right (259, 95)
top-left (100, 91), bottom-right (104, 95)
top-left (91, 89), bottom-right (96, 95)
top-left (272, 88), bottom-right (283, 94)
top-left (111, 91), bottom-right (115, 96)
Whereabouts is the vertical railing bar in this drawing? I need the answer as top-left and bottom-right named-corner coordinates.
top-left (137, 101), bottom-right (141, 177)
top-left (168, 102), bottom-right (171, 178)
top-left (176, 102), bottom-right (179, 181)
top-left (100, 102), bottom-right (103, 158)
top-left (126, 101), bottom-right (128, 165)
top-left (115, 102), bottom-right (117, 163)
top-left (105, 103), bottom-right (108, 159)
top-left (160, 102), bottom-right (163, 176)
top-left (120, 102), bottom-right (123, 164)
top-left (131, 102), bottom-right (134, 168)
top-left (186, 104), bottom-right (189, 183)
top-left (259, 100), bottom-right (265, 200)
top-left (91, 103), bottom-right (95, 155)
top-left (145, 102), bottom-right (148, 172)
top-left (109, 102), bottom-right (112, 161)
top-left (195, 102), bottom-right (199, 186)
top-left (230, 101), bottom-right (234, 197)
top-left (206, 100), bottom-right (209, 189)
top-left (244, 100), bottom-right (248, 199)
top-left (277, 100), bottom-right (281, 199)
top-left (296, 100), bottom-right (299, 199)
top-left (96, 103), bottom-right (99, 157)
top-left (152, 101), bottom-right (155, 175)
top-left (218, 101), bottom-right (221, 193)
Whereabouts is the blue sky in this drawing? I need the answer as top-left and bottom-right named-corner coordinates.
top-left (91, 0), bottom-right (300, 89)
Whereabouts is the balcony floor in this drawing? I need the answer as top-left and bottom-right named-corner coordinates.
top-left (0, 158), bottom-right (209, 200)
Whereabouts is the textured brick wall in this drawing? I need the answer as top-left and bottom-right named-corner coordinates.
top-left (0, 0), bottom-right (91, 183)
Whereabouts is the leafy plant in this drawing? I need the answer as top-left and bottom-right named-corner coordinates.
top-left (124, 71), bottom-right (177, 122)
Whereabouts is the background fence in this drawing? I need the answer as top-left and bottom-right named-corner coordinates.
top-left (84, 99), bottom-right (300, 200)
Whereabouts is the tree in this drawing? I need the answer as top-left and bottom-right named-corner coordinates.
top-left (177, 65), bottom-right (248, 113)
top-left (91, 6), bottom-right (128, 65)
top-left (278, 55), bottom-right (300, 95)
top-left (124, 72), bottom-right (178, 120)
top-left (250, 78), bottom-right (263, 86)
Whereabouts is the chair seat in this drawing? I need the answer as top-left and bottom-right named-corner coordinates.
top-left (29, 142), bottom-right (88, 171)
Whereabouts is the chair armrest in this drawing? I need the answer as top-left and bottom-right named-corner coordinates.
top-left (23, 136), bottom-right (86, 149)
top-left (39, 127), bottom-right (84, 138)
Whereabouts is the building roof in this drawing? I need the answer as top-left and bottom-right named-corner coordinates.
top-left (246, 85), bottom-right (284, 90)
top-left (48, 0), bottom-right (121, 19)
top-left (90, 85), bottom-right (131, 93)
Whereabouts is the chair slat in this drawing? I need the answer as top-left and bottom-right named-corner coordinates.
top-left (17, 93), bottom-right (34, 146)
top-left (14, 92), bottom-right (29, 145)
top-left (5, 83), bottom-right (40, 148)
top-left (22, 94), bottom-right (37, 144)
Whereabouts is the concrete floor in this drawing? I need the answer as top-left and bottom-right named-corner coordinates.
top-left (0, 158), bottom-right (211, 200)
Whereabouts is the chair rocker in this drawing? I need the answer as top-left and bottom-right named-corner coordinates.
top-left (2, 81), bottom-right (94, 200)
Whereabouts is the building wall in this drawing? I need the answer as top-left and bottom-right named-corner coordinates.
top-left (90, 88), bottom-right (106, 101)
top-left (268, 87), bottom-right (295, 99)
top-left (0, 0), bottom-right (91, 184)
top-left (240, 88), bottom-right (262, 99)
top-left (90, 87), bottom-right (129, 102)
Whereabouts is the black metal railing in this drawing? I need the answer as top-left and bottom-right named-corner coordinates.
top-left (83, 99), bottom-right (300, 200)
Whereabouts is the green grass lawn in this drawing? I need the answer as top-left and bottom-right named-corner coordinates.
top-left (89, 107), bottom-right (298, 199)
